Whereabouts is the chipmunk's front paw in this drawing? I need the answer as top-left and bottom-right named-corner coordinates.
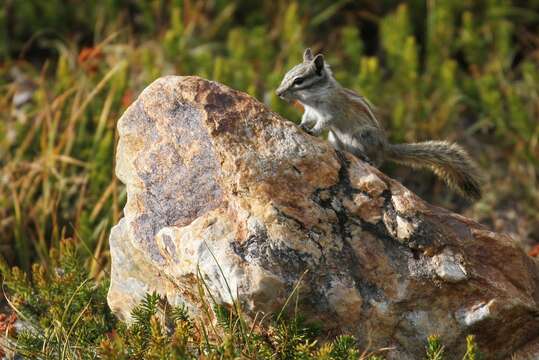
top-left (362, 155), bottom-right (374, 166)
top-left (354, 151), bottom-right (374, 165)
top-left (300, 124), bottom-right (315, 136)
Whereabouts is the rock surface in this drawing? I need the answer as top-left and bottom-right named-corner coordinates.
top-left (108, 76), bottom-right (539, 359)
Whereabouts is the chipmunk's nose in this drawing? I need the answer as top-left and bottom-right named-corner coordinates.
top-left (275, 86), bottom-right (287, 99)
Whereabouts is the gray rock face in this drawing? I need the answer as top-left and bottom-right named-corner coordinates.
top-left (108, 76), bottom-right (539, 359)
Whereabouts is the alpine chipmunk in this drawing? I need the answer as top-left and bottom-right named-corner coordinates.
top-left (276, 48), bottom-right (482, 200)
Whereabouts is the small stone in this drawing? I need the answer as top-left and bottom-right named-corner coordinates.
top-left (349, 168), bottom-right (387, 196)
top-left (318, 190), bottom-right (331, 202)
top-left (396, 215), bottom-right (416, 240)
top-left (456, 300), bottom-right (496, 327)
top-left (391, 184), bottom-right (427, 215)
top-left (432, 249), bottom-right (467, 283)
top-left (343, 193), bottom-right (383, 224)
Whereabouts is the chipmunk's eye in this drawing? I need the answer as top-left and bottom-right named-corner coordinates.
top-left (293, 77), bottom-right (304, 86)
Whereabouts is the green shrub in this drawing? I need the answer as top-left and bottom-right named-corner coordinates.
top-left (0, 240), bottom-right (116, 359)
top-left (0, 240), bottom-right (485, 359)
top-left (0, 241), bottom-right (373, 359)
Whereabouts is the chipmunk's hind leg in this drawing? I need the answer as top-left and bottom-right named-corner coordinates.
top-left (352, 126), bottom-right (387, 167)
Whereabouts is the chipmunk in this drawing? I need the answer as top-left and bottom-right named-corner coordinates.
top-left (276, 48), bottom-right (482, 200)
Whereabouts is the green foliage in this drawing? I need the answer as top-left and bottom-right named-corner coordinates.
top-left (213, 303), bottom-right (235, 331)
top-left (426, 335), bottom-right (445, 360)
top-left (0, 240), bottom-right (116, 359)
top-left (462, 335), bottom-right (483, 360)
top-left (424, 334), bottom-right (485, 360)
top-left (330, 335), bottom-right (361, 359)
top-left (98, 292), bottom-right (374, 360)
top-left (98, 292), bottom-right (188, 359)
top-left (0, 242), bottom-right (485, 359)
top-left (1, 242), bottom-right (367, 359)
top-left (97, 291), bottom-right (367, 359)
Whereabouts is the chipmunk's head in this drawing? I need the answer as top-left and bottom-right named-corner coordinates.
top-left (276, 48), bottom-right (334, 104)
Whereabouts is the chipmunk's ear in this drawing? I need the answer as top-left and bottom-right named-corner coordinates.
top-left (303, 48), bottom-right (313, 62)
top-left (313, 54), bottom-right (325, 75)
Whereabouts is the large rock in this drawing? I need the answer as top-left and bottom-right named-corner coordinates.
top-left (108, 76), bottom-right (539, 359)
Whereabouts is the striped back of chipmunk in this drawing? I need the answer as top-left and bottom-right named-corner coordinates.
top-left (339, 87), bottom-right (381, 129)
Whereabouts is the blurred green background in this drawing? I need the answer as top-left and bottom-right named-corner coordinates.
top-left (1, 0), bottom-right (538, 274)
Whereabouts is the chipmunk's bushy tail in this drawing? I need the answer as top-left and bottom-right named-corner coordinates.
top-left (386, 141), bottom-right (482, 200)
